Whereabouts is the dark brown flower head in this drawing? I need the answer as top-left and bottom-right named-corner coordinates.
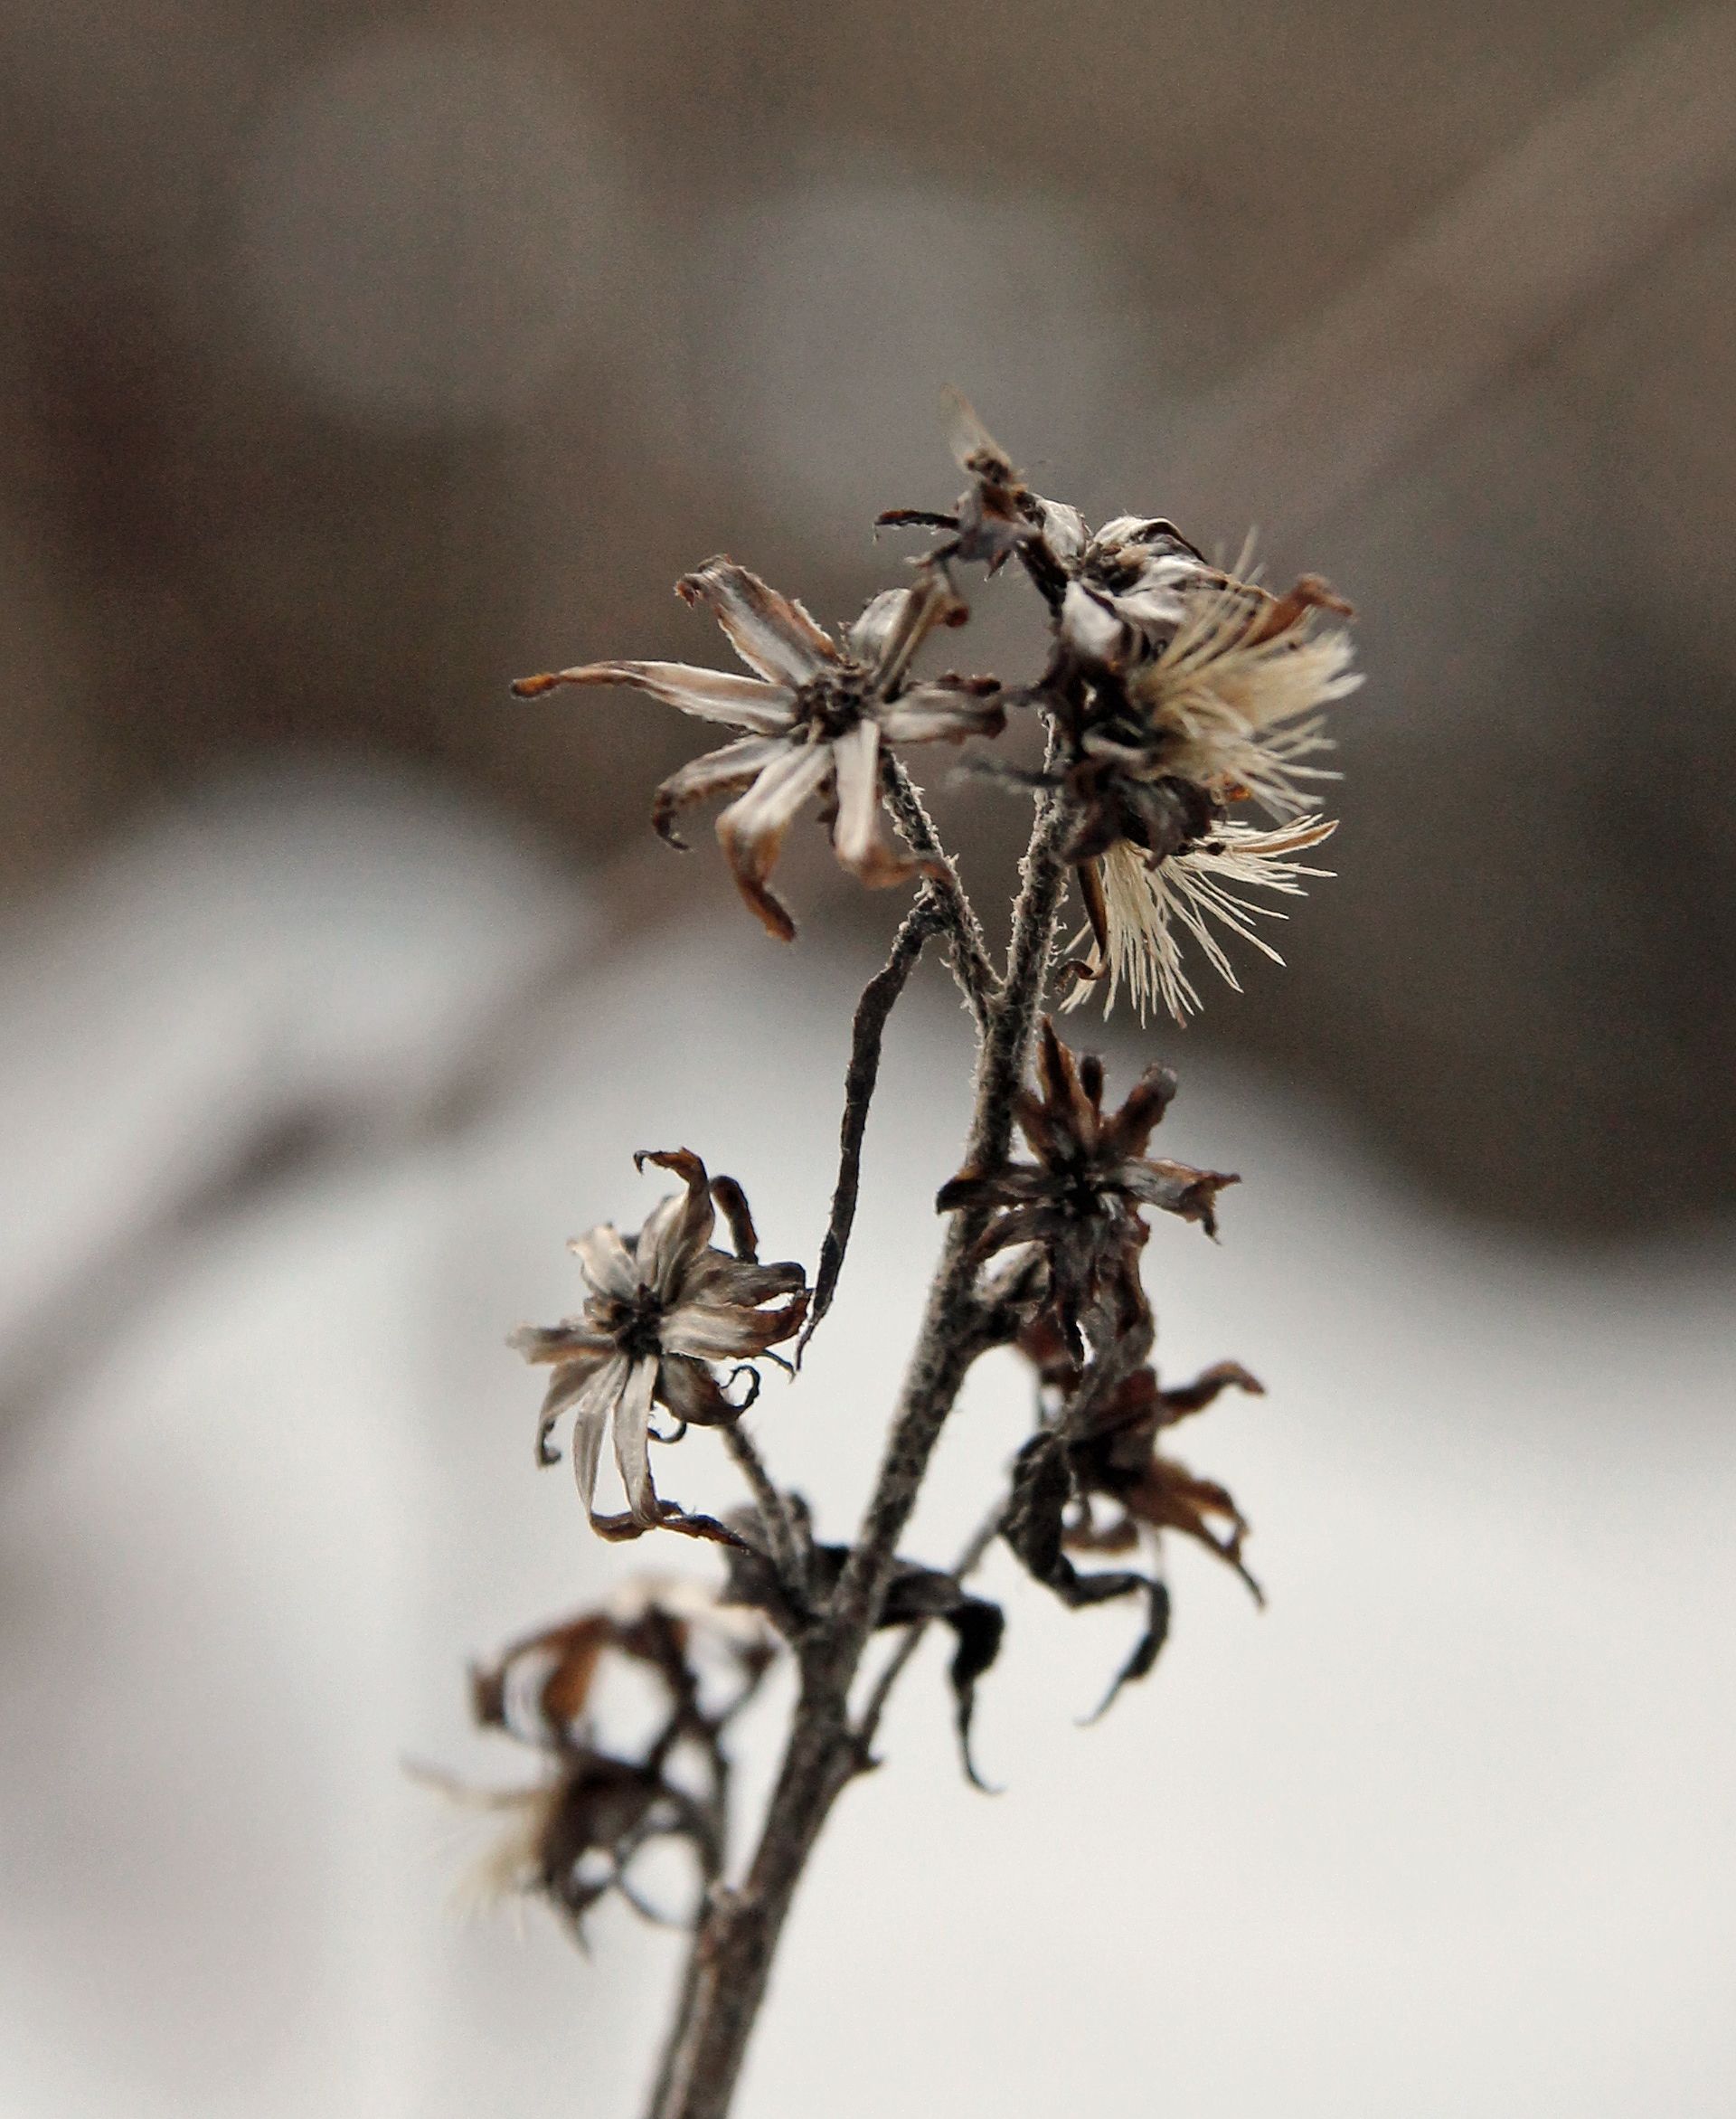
top-left (1000, 1343), bottom-right (1264, 1712)
top-left (469, 1585), bottom-right (777, 1755)
top-left (436, 1584), bottom-right (775, 1935)
top-left (510, 1149), bottom-right (807, 1542)
top-left (1060, 1359), bottom-right (1267, 1603)
top-left (513, 557), bottom-right (1002, 941)
top-left (936, 1019), bottom-right (1236, 1351)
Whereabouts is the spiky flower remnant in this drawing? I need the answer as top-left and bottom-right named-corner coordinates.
top-left (937, 1017), bottom-right (1235, 1355)
top-left (887, 411), bottom-right (1360, 1020)
top-left (424, 1588), bottom-right (774, 1940)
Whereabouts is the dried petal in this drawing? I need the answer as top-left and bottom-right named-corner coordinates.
top-left (512, 659), bottom-right (797, 734)
top-left (714, 741), bottom-right (835, 941)
top-left (677, 557), bottom-right (838, 686)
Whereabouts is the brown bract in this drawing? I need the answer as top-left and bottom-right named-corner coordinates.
top-left (1062, 1359), bottom-right (1267, 1601)
top-left (936, 1018), bottom-right (1236, 1352)
top-left (513, 558), bottom-right (1004, 941)
top-left (510, 1149), bottom-right (807, 1543)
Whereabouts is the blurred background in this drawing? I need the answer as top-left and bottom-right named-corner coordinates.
top-left (1, 2), bottom-right (1732, 2114)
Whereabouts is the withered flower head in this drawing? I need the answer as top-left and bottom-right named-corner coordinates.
top-left (511, 1150), bottom-right (807, 1542)
top-left (469, 1578), bottom-right (778, 1754)
top-left (936, 1019), bottom-right (1236, 1351)
top-left (513, 558), bottom-right (1004, 941)
top-left (1057, 566), bottom-right (1360, 1019)
top-left (1058, 1357), bottom-right (1266, 1603)
top-left (881, 395), bottom-right (1213, 674)
top-left (433, 1584), bottom-right (769, 1935)
top-left (429, 1756), bottom-right (687, 1934)
top-left (1001, 1329), bottom-right (1264, 1710)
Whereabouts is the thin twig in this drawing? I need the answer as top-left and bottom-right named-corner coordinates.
top-left (852, 1497), bottom-right (1007, 1756)
top-left (797, 891), bottom-right (946, 1364)
top-left (826, 783), bottom-right (1072, 1653)
top-left (721, 1425), bottom-right (807, 1609)
top-left (883, 758), bottom-right (997, 1029)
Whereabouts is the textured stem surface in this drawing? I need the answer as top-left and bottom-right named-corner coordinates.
top-left (644, 791), bottom-right (1071, 2119)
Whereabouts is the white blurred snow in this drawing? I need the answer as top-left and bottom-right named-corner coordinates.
top-left (0, 767), bottom-right (1731, 2118)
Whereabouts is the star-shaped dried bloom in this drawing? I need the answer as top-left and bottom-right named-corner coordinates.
top-left (514, 559), bottom-right (1004, 940)
top-left (511, 1150), bottom-right (807, 1542)
top-left (936, 1019), bottom-right (1235, 1351)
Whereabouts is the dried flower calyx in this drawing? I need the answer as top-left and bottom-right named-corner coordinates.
top-left (514, 557), bottom-right (1003, 941)
top-left (433, 1586), bottom-right (773, 1936)
top-left (937, 1019), bottom-right (1236, 1354)
top-left (1003, 1325), bottom-right (1264, 1711)
top-left (881, 393), bottom-right (1210, 670)
top-left (511, 1149), bottom-right (807, 1543)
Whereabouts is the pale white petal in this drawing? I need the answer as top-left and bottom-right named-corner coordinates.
top-left (569, 1224), bottom-right (638, 1300)
top-left (829, 719), bottom-right (888, 875)
top-left (522, 660), bottom-right (795, 733)
top-left (1033, 497), bottom-right (1086, 562)
top-left (716, 740), bottom-right (833, 845)
top-left (653, 736), bottom-right (795, 829)
top-left (1060, 582), bottom-right (1125, 666)
top-left (845, 588), bottom-right (909, 666)
top-left (610, 1356), bottom-right (660, 1528)
top-left (634, 1193), bottom-right (687, 1289)
top-left (570, 1354), bottom-right (629, 1514)
top-left (638, 1169), bottom-right (714, 1305)
top-left (875, 684), bottom-right (1002, 745)
top-left (678, 558), bottom-right (837, 686)
top-left (660, 1303), bottom-right (783, 1360)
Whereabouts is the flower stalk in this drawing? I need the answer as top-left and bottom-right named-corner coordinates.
top-left (439, 403), bottom-right (1365, 2119)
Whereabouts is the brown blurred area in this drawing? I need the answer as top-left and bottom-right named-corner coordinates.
top-left (2, 0), bottom-right (1731, 1235)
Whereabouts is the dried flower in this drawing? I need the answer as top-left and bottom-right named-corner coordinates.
top-left (469, 1580), bottom-right (777, 1751)
top-left (514, 559), bottom-right (1004, 940)
top-left (1059, 1358), bottom-right (1266, 1601)
top-left (1077, 817), bottom-right (1339, 1022)
top-left (881, 395), bottom-right (1213, 674)
top-left (511, 1149), bottom-right (807, 1541)
top-left (1122, 570), bottom-right (1360, 817)
top-left (1052, 568), bottom-right (1358, 1020)
top-left (937, 1019), bottom-right (1235, 1352)
top-left (1000, 1329), bottom-right (1262, 1709)
top-left (430, 1584), bottom-right (774, 1935)
top-left (430, 1754), bottom-right (705, 1934)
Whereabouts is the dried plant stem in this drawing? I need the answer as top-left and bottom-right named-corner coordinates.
top-left (882, 758), bottom-right (998, 1026)
top-left (797, 891), bottom-right (947, 1358)
top-left (721, 1424), bottom-right (807, 1603)
top-left (645, 790), bottom-right (1071, 2119)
